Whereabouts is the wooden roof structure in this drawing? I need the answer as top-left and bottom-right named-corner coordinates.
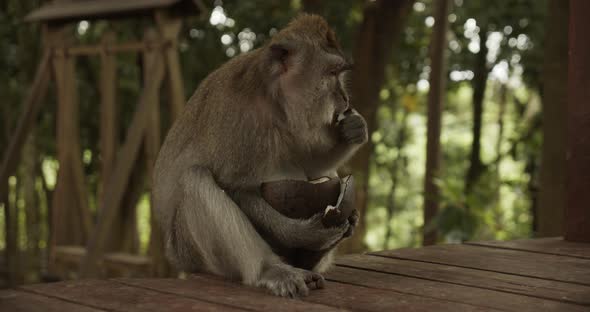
top-left (25, 0), bottom-right (206, 23)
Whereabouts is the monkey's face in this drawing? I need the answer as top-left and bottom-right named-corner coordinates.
top-left (313, 52), bottom-right (353, 125)
top-left (269, 15), bottom-right (352, 129)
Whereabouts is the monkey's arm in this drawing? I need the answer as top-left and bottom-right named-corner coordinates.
top-left (307, 109), bottom-right (368, 178)
top-left (231, 191), bottom-right (350, 251)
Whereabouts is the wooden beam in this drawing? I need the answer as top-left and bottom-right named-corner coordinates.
top-left (54, 40), bottom-right (169, 57)
top-left (0, 51), bottom-right (51, 201)
top-left (80, 47), bottom-right (166, 278)
top-left (565, 0), bottom-right (590, 242)
top-left (155, 10), bottom-right (185, 120)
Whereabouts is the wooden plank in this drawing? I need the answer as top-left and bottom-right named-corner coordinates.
top-left (120, 274), bottom-right (487, 312)
top-left (371, 244), bottom-right (590, 285)
top-left (0, 50), bottom-right (51, 199)
top-left (20, 279), bottom-right (245, 312)
top-left (327, 265), bottom-right (588, 312)
top-left (0, 289), bottom-right (102, 312)
top-left (80, 49), bottom-right (166, 278)
top-left (566, 0), bottom-right (590, 243)
top-left (337, 254), bottom-right (590, 306)
top-left (306, 279), bottom-right (489, 311)
top-left (119, 275), bottom-right (342, 311)
top-left (466, 237), bottom-right (590, 259)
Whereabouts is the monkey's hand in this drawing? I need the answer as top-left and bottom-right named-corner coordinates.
top-left (257, 262), bottom-right (325, 298)
top-left (338, 109), bottom-right (368, 145)
top-left (342, 208), bottom-right (359, 238)
top-left (297, 213), bottom-right (352, 251)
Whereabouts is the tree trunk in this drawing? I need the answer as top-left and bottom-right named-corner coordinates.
top-left (465, 25), bottom-right (490, 194)
top-left (423, 0), bottom-right (451, 246)
top-left (339, 0), bottom-right (414, 254)
top-left (537, 0), bottom-right (568, 237)
top-left (383, 108), bottom-right (409, 249)
top-left (493, 85), bottom-right (507, 231)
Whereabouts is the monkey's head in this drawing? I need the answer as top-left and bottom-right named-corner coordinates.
top-left (266, 14), bottom-right (352, 129)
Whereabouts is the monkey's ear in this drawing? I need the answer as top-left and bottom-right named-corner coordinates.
top-left (269, 42), bottom-right (294, 74)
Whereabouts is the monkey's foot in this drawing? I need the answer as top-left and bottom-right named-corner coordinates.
top-left (257, 263), bottom-right (325, 298)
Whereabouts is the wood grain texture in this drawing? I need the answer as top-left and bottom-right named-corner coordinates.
top-left (305, 279), bottom-right (489, 311)
top-left (466, 237), bottom-right (590, 259)
top-left (338, 253), bottom-right (590, 306)
top-left (20, 279), bottom-right (246, 312)
top-left (7, 239), bottom-right (590, 311)
top-left (327, 265), bottom-right (588, 312)
top-left (371, 244), bottom-right (590, 285)
top-left (119, 275), bottom-right (340, 311)
top-left (0, 289), bottom-right (102, 312)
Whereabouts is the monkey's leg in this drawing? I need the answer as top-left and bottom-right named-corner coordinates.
top-left (169, 165), bottom-right (324, 297)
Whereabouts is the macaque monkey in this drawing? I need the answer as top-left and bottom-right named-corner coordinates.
top-left (153, 14), bottom-right (368, 297)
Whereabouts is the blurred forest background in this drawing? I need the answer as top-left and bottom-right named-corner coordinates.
top-left (0, 0), bottom-right (569, 285)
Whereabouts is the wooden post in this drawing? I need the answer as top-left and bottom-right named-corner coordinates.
top-left (51, 34), bottom-right (93, 248)
top-left (0, 51), bottom-right (50, 284)
top-left (143, 29), bottom-right (170, 277)
top-left (99, 31), bottom-right (117, 206)
top-left (80, 45), bottom-right (166, 278)
top-left (565, 0), bottom-right (590, 242)
top-left (155, 10), bottom-right (185, 120)
top-left (423, 0), bottom-right (450, 246)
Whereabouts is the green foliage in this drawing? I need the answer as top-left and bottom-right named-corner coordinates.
top-left (366, 0), bottom-right (547, 249)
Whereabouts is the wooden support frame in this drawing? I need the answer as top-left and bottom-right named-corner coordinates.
top-left (80, 45), bottom-right (166, 278)
top-left (0, 51), bottom-right (51, 286)
top-left (0, 51), bottom-right (51, 199)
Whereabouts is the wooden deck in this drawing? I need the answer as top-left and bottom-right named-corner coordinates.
top-left (2, 237), bottom-right (589, 311)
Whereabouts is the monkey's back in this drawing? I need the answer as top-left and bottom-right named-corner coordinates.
top-left (153, 48), bottom-right (286, 230)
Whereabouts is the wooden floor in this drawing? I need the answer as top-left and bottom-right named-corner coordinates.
top-left (2, 237), bottom-right (589, 311)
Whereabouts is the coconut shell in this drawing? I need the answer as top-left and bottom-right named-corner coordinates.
top-left (260, 175), bottom-right (355, 227)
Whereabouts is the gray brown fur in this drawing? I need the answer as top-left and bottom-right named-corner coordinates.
top-left (153, 14), bottom-right (368, 297)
